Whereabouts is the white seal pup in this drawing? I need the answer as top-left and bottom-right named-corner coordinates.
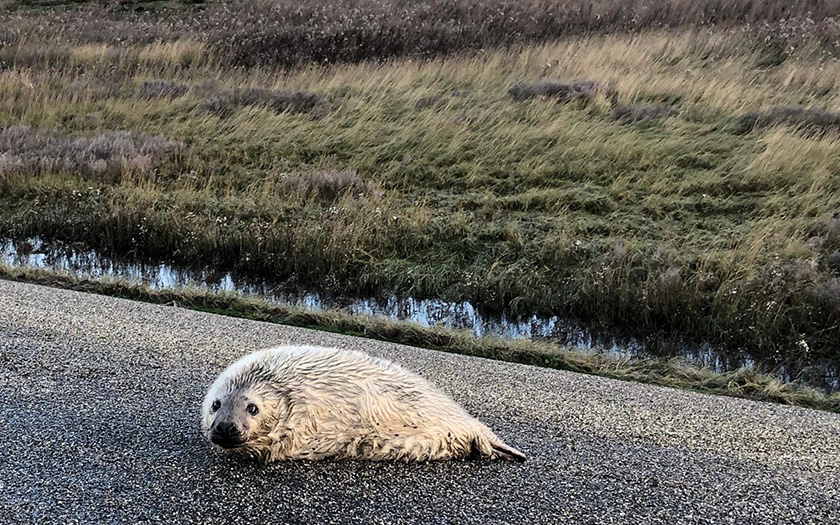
top-left (201, 345), bottom-right (526, 462)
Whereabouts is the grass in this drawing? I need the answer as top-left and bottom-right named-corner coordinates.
top-left (1, 3), bottom-right (839, 386)
top-left (3, 264), bottom-right (838, 413)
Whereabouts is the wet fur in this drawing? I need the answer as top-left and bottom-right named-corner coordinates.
top-left (201, 345), bottom-right (526, 462)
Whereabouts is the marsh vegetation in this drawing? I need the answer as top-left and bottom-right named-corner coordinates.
top-left (1, 0), bottom-right (839, 391)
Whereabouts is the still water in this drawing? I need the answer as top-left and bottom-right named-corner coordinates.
top-left (2, 237), bottom-right (837, 391)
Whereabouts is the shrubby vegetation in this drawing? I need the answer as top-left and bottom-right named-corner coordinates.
top-left (198, 88), bottom-right (323, 116)
top-left (2, 1), bottom-right (839, 67)
top-left (0, 126), bottom-right (181, 181)
top-left (734, 106), bottom-right (840, 135)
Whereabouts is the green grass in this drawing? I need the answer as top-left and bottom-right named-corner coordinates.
top-left (0, 28), bottom-right (839, 373)
top-left (3, 265), bottom-right (838, 413)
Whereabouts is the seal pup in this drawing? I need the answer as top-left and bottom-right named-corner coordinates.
top-left (201, 345), bottom-right (526, 462)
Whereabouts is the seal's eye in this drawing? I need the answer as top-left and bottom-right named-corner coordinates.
top-left (211, 400), bottom-right (221, 412)
top-left (246, 403), bottom-right (259, 416)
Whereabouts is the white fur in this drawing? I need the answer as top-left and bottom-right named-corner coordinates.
top-left (201, 345), bottom-right (525, 462)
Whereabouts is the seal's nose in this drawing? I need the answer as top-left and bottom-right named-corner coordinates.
top-left (211, 422), bottom-right (244, 448)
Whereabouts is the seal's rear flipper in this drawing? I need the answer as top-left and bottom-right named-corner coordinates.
top-left (492, 441), bottom-right (526, 462)
top-left (473, 434), bottom-right (527, 462)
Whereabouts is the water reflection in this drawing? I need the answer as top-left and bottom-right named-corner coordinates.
top-left (2, 237), bottom-right (837, 391)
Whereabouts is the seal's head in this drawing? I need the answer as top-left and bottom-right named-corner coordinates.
top-left (201, 386), bottom-right (270, 449)
top-left (202, 352), bottom-right (288, 457)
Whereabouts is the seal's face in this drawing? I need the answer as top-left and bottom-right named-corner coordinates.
top-left (202, 386), bottom-right (273, 451)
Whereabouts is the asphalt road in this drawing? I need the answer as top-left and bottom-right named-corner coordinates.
top-left (0, 280), bottom-right (838, 524)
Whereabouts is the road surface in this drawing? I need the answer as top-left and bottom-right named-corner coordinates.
top-left (0, 280), bottom-right (838, 524)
